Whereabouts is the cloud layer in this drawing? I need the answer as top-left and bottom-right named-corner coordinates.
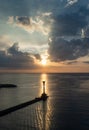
top-left (8, 15), bottom-right (52, 35)
top-left (0, 43), bottom-right (39, 69)
top-left (48, 5), bottom-right (89, 63)
top-left (48, 38), bottom-right (89, 62)
top-left (0, 0), bottom-right (89, 72)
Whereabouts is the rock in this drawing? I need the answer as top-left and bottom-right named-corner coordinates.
top-left (0, 84), bottom-right (17, 88)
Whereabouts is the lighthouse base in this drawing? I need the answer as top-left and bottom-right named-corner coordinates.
top-left (41, 93), bottom-right (48, 101)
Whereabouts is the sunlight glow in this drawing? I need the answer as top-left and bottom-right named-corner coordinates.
top-left (41, 56), bottom-right (47, 65)
top-left (41, 58), bottom-right (47, 65)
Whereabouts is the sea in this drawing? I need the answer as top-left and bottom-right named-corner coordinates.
top-left (0, 73), bottom-right (89, 130)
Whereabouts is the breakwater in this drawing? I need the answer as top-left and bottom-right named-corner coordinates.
top-left (0, 98), bottom-right (42, 117)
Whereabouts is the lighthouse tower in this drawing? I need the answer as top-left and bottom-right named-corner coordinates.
top-left (43, 81), bottom-right (46, 94)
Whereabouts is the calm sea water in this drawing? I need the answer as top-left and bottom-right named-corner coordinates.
top-left (0, 73), bottom-right (89, 130)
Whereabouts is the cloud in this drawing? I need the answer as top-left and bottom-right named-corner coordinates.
top-left (7, 2), bottom-right (89, 38)
top-left (33, 54), bottom-right (41, 60)
top-left (0, 35), bottom-right (11, 49)
top-left (1, 0), bottom-right (89, 69)
top-left (8, 15), bottom-right (52, 35)
top-left (0, 43), bottom-right (40, 69)
top-left (66, 0), bottom-right (78, 7)
top-left (83, 61), bottom-right (89, 64)
top-left (0, 0), bottom-right (88, 18)
top-left (48, 38), bottom-right (89, 62)
top-left (48, 5), bottom-right (89, 63)
top-left (65, 60), bottom-right (78, 65)
top-left (51, 9), bottom-right (88, 37)
top-left (16, 16), bottom-right (30, 25)
top-left (83, 27), bottom-right (89, 38)
top-left (7, 16), bottom-right (14, 24)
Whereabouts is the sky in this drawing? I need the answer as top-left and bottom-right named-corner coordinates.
top-left (0, 0), bottom-right (89, 73)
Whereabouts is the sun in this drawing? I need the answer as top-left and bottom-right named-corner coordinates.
top-left (41, 59), bottom-right (47, 65)
top-left (41, 56), bottom-right (47, 65)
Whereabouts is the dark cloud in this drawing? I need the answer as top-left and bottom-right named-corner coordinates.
top-left (65, 60), bottom-right (78, 65)
top-left (78, 6), bottom-right (89, 16)
top-left (17, 16), bottom-right (30, 25)
top-left (51, 7), bottom-right (88, 37)
top-left (48, 38), bottom-right (89, 62)
top-left (8, 43), bottom-right (19, 55)
top-left (48, 5), bottom-right (89, 63)
top-left (34, 54), bottom-right (41, 60)
top-left (84, 27), bottom-right (89, 38)
top-left (83, 61), bottom-right (89, 64)
top-left (0, 0), bottom-right (88, 18)
top-left (0, 43), bottom-right (39, 69)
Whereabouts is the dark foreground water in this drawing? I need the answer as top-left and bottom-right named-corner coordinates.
top-left (0, 73), bottom-right (89, 130)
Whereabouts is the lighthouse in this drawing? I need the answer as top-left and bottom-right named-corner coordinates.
top-left (41, 81), bottom-right (48, 101)
top-left (43, 81), bottom-right (46, 94)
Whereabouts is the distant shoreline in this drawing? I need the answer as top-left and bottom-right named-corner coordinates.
top-left (0, 72), bottom-right (89, 74)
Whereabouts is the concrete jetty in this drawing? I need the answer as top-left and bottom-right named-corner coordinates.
top-left (0, 98), bottom-right (42, 117)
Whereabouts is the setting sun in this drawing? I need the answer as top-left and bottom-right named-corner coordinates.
top-left (41, 55), bottom-right (47, 65)
top-left (41, 58), bottom-right (47, 65)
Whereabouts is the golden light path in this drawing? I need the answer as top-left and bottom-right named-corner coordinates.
top-left (39, 73), bottom-right (51, 130)
top-left (40, 73), bottom-right (48, 94)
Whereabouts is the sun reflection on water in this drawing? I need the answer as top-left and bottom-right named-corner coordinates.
top-left (40, 74), bottom-right (48, 95)
top-left (38, 74), bottom-right (52, 130)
